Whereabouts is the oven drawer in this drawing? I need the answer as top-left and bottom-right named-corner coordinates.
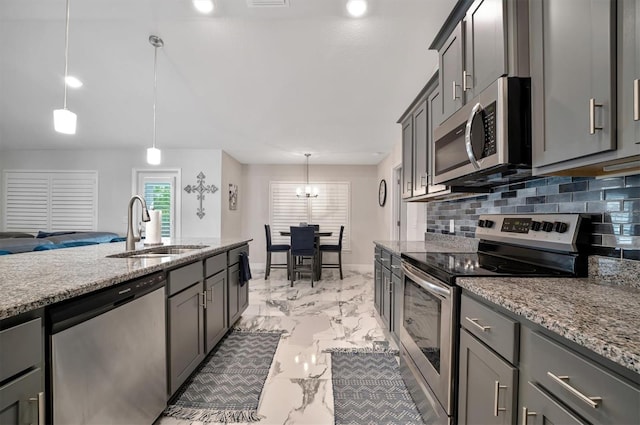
top-left (460, 294), bottom-right (518, 364)
top-left (526, 329), bottom-right (639, 425)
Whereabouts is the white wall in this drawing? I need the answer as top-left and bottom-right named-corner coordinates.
top-left (241, 164), bottom-right (381, 267)
top-left (220, 151), bottom-right (243, 239)
top-left (0, 148), bottom-right (223, 237)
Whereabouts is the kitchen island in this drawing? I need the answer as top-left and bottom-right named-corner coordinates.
top-left (0, 238), bottom-right (251, 320)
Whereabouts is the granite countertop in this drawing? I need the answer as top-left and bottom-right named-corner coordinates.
top-left (374, 235), bottom-right (479, 255)
top-left (457, 276), bottom-right (640, 375)
top-left (0, 238), bottom-right (251, 320)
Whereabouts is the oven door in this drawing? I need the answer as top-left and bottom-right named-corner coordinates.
top-left (400, 262), bottom-right (457, 416)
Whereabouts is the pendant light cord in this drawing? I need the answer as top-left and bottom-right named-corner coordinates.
top-left (152, 43), bottom-right (158, 149)
top-left (62, 0), bottom-right (70, 109)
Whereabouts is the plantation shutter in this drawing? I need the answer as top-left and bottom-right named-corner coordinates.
top-left (269, 181), bottom-right (350, 249)
top-left (3, 171), bottom-right (98, 232)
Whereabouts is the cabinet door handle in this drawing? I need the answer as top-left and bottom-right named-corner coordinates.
top-left (28, 392), bottom-right (45, 425)
top-left (452, 81), bottom-right (461, 100)
top-left (207, 287), bottom-right (213, 303)
top-left (494, 381), bottom-right (507, 416)
top-left (634, 79), bottom-right (639, 121)
top-left (200, 291), bottom-right (207, 309)
top-left (589, 98), bottom-right (603, 134)
top-left (463, 70), bottom-right (472, 92)
top-left (521, 406), bottom-right (537, 425)
top-left (546, 371), bottom-right (601, 408)
top-left (465, 316), bottom-right (491, 332)
top-left (420, 175), bottom-right (427, 187)
top-left (406, 181), bottom-right (412, 191)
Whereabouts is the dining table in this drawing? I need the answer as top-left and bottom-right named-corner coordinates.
top-left (279, 230), bottom-right (332, 281)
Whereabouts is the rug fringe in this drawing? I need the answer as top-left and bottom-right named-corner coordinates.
top-left (164, 405), bottom-right (264, 423)
top-left (232, 327), bottom-right (286, 334)
top-left (323, 347), bottom-right (400, 355)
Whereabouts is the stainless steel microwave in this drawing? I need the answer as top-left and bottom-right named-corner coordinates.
top-left (432, 77), bottom-right (532, 187)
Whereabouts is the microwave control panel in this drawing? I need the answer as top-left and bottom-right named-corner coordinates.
top-left (481, 101), bottom-right (497, 158)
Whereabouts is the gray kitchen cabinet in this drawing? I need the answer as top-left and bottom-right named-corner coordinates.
top-left (401, 116), bottom-right (414, 199)
top-left (374, 248), bottom-right (382, 315)
top-left (520, 381), bottom-right (586, 425)
top-left (227, 244), bottom-right (249, 326)
top-left (439, 22), bottom-right (464, 122)
top-left (167, 262), bottom-right (205, 396)
top-left (0, 314), bottom-right (44, 425)
top-left (427, 84), bottom-right (449, 196)
top-left (463, 0), bottom-right (507, 100)
top-left (530, 0), bottom-right (616, 169)
top-left (380, 265), bottom-right (392, 331)
top-left (617, 0), bottom-right (640, 164)
top-left (204, 271), bottom-right (227, 353)
top-left (458, 329), bottom-right (517, 425)
top-left (391, 270), bottom-right (403, 339)
top-left (412, 101), bottom-right (428, 198)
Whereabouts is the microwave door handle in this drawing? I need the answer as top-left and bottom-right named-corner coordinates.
top-left (401, 263), bottom-right (450, 299)
top-left (465, 102), bottom-right (483, 170)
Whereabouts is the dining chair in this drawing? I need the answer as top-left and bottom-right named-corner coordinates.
top-left (320, 225), bottom-right (344, 280)
top-left (289, 226), bottom-right (316, 287)
top-left (264, 224), bottom-right (290, 279)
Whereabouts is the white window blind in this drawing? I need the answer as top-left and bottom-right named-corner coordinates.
top-left (3, 171), bottom-right (98, 232)
top-left (269, 181), bottom-right (350, 250)
top-left (136, 170), bottom-right (179, 239)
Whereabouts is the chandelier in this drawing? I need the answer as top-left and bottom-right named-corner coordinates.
top-left (296, 153), bottom-right (319, 198)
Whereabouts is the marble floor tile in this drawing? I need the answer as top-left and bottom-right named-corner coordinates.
top-left (157, 269), bottom-right (390, 425)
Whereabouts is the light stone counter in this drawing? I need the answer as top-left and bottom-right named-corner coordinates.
top-left (0, 238), bottom-right (251, 320)
top-left (374, 235), bottom-right (478, 256)
top-left (457, 276), bottom-right (640, 375)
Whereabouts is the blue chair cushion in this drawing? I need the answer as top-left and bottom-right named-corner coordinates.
top-left (269, 244), bottom-right (290, 252)
top-left (36, 230), bottom-right (76, 238)
top-left (0, 250), bottom-right (12, 255)
top-left (319, 244), bottom-right (340, 251)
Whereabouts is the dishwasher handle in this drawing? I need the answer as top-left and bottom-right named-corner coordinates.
top-left (49, 272), bottom-right (166, 334)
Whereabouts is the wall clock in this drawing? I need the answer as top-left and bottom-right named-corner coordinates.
top-left (378, 179), bottom-right (387, 207)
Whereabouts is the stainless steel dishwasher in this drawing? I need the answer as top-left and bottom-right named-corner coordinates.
top-left (49, 272), bottom-right (167, 425)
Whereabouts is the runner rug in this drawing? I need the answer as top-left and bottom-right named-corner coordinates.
top-left (327, 348), bottom-right (425, 425)
top-left (164, 329), bottom-right (283, 423)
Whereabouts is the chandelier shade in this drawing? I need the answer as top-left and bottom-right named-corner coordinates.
top-left (296, 153), bottom-right (319, 198)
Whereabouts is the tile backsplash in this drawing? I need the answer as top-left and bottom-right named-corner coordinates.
top-left (426, 174), bottom-right (640, 261)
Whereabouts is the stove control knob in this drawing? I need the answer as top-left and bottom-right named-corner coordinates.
top-left (531, 221), bottom-right (542, 231)
top-left (541, 221), bottom-right (554, 232)
top-left (477, 219), bottom-right (486, 228)
top-left (484, 219), bottom-right (494, 228)
top-left (554, 221), bottom-right (568, 233)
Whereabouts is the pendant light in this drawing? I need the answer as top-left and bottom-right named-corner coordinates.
top-left (147, 35), bottom-right (164, 165)
top-left (296, 153), bottom-right (319, 198)
top-left (346, 0), bottom-right (368, 18)
top-left (53, 0), bottom-right (77, 134)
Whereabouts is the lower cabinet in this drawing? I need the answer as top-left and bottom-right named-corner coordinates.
top-left (374, 256), bottom-right (382, 315)
top-left (227, 244), bottom-right (250, 326)
top-left (458, 329), bottom-right (517, 425)
top-left (373, 245), bottom-right (403, 342)
top-left (520, 381), bottom-right (586, 425)
top-left (0, 314), bottom-right (44, 425)
top-left (204, 271), bottom-right (227, 353)
top-left (168, 282), bottom-right (204, 396)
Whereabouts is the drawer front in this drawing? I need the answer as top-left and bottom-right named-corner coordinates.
top-left (167, 261), bottom-right (203, 296)
top-left (228, 244), bottom-right (249, 266)
top-left (527, 330), bottom-right (640, 425)
top-left (0, 318), bottom-right (42, 382)
top-left (390, 254), bottom-right (402, 277)
top-left (205, 253), bottom-right (226, 278)
top-left (460, 294), bottom-right (518, 364)
top-left (380, 250), bottom-right (392, 270)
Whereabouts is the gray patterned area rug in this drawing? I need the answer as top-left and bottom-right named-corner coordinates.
top-left (164, 329), bottom-right (283, 423)
top-left (328, 348), bottom-right (425, 425)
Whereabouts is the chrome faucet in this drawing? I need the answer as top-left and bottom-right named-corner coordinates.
top-left (126, 195), bottom-right (151, 251)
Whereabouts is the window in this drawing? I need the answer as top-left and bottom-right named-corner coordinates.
top-left (3, 170), bottom-right (98, 232)
top-left (135, 170), bottom-right (180, 238)
top-left (269, 181), bottom-right (350, 250)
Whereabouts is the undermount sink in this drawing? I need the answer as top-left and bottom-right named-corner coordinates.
top-left (107, 245), bottom-right (209, 259)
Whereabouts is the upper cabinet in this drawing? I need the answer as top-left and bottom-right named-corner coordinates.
top-left (399, 73), bottom-right (451, 201)
top-left (434, 0), bottom-right (529, 124)
top-left (531, 0), bottom-right (640, 176)
top-left (530, 0), bottom-right (616, 169)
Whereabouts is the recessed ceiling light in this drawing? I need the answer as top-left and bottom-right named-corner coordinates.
top-left (193, 0), bottom-right (214, 14)
top-left (346, 0), bottom-right (367, 18)
top-left (64, 76), bottom-right (83, 88)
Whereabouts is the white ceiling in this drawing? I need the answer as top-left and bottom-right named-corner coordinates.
top-left (0, 0), bottom-right (455, 164)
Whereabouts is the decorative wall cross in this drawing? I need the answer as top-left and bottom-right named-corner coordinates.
top-left (184, 172), bottom-right (218, 219)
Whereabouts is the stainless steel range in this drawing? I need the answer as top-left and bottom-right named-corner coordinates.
top-left (399, 214), bottom-right (591, 425)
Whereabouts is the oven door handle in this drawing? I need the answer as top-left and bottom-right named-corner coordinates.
top-left (402, 263), bottom-right (450, 299)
